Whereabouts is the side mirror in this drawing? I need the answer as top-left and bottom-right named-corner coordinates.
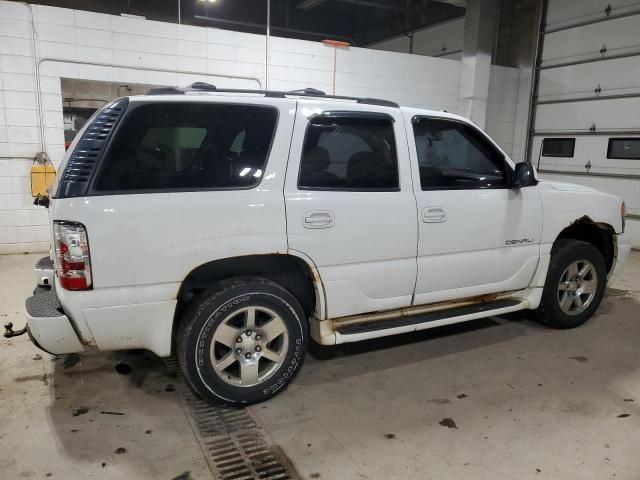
top-left (512, 162), bottom-right (538, 188)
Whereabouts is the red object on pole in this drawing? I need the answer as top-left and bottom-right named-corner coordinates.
top-left (321, 40), bottom-right (351, 94)
top-left (322, 39), bottom-right (351, 47)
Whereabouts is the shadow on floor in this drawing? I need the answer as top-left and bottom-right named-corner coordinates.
top-left (42, 291), bottom-right (639, 473)
top-left (46, 349), bottom-right (190, 473)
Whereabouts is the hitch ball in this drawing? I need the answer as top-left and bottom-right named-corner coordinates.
top-left (4, 322), bottom-right (27, 338)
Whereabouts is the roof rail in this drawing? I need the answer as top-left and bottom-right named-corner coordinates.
top-left (146, 83), bottom-right (399, 108)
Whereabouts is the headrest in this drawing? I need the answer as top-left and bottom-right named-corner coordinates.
top-left (347, 151), bottom-right (374, 181)
top-left (301, 147), bottom-right (330, 174)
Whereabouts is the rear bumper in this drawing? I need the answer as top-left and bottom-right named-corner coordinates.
top-left (34, 256), bottom-right (54, 287)
top-left (25, 285), bottom-right (85, 355)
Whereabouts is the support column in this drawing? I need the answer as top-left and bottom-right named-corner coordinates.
top-left (457, 0), bottom-right (497, 129)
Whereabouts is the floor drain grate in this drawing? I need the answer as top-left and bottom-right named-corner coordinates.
top-left (165, 358), bottom-right (298, 480)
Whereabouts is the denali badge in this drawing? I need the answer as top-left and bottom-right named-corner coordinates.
top-left (506, 238), bottom-right (534, 245)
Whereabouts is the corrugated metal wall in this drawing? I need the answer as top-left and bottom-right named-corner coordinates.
top-left (530, 0), bottom-right (640, 246)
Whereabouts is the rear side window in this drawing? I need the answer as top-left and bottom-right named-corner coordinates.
top-left (298, 114), bottom-right (399, 191)
top-left (607, 138), bottom-right (640, 160)
top-left (94, 103), bottom-right (278, 191)
top-left (542, 138), bottom-right (575, 157)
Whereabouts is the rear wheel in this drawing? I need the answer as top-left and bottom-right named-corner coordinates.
top-left (177, 277), bottom-right (308, 406)
top-left (537, 239), bottom-right (607, 329)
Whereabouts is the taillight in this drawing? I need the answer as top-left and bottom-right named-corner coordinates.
top-left (621, 202), bottom-right (626, 232)
top-left (53, 221), bottom-right (92, 290)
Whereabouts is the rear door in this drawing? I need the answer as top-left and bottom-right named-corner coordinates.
top-left (285, 101), bottom-right (417, 319)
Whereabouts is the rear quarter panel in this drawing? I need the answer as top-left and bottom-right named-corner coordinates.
top-left (51, 97), bottom-right (296, 354)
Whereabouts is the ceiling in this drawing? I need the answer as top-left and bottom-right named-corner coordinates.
top-left (25, 0), bottom-right (466, 47)
top-left (192, 0), bottom-right (466, 46)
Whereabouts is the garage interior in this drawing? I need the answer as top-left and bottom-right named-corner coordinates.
top-left (1, 0), bottom-right (640, 479)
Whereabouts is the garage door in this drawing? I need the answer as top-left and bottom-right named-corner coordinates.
top-left (528, 0), bottom-right (640, 247)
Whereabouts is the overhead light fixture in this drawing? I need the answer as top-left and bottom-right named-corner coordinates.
top-left (198, 0), bottom-right (218, 3)
top-left (298, 0), bottom-right (326, 10)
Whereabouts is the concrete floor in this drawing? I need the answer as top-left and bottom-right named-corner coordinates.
top-left (1, 252), bottom-right (639, 480)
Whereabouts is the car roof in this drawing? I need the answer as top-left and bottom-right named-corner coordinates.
top-left (128, 83), bottom-right (467, 122)
top-left (128, 91), bottom-right (464, 123)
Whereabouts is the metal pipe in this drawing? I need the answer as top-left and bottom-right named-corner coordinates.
top-left (537, 169), bottom-right (640, 181)
top-left (331, 47), bottom-right (337, 94)
top-left (535, 91), bottom-right (640, 105)
top-left (37, 58), bottom-right (262, 88)
top-left (20, 2), bottom-right (44, 153)
top-left (532, 130), bottom-right (640, 137)
top-left (11, 56), bottom-right (261, 161)
top-left (538, 50), bottom-right (640, 70)
top-left (265, 0), bottom-right (270, 90)
top-left (544, 7), bottom-right (640, 35)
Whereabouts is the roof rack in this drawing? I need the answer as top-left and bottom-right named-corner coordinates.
top-left (147, 82), bottom-right (399, 108)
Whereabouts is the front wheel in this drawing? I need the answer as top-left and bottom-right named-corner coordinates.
top-left (177, 277), bottom-right (308, 406)
top-left (537, 239), bottom-right (607, 329)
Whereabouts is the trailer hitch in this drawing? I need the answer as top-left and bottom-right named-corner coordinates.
top-left (4, 322), bottom-right (27, 338)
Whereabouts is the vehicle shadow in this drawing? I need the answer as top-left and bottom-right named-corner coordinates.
top-left (301, 291), bottom-right (633, 385)
top-left (45, 349), bottom-right (197, 476)
top-left (300, 314), bottom-right (532, 386)
top-left (44, 290), bottom-right (638, 471)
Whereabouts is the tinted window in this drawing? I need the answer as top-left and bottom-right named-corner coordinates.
top-left (413, 117), bottom-right (507, 190)
top-left (607, 138), bottom-right (640, 160)
top-left (95, 103), bottom-right (277, 191)
top-left (298, 114), bottom-right (399, 190)
top-left (542, 138), bottom-right (575, 157)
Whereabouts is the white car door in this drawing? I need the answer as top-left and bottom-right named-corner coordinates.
top-left (406, 112), bottom-right (543, 306)
top-left (285, 102), bottom-right (417, 319)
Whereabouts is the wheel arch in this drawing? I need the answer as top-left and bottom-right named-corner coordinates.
top-left (173, 253), bottom-right (326, 343)
top-left (553, 216), bottom-right (616, 274)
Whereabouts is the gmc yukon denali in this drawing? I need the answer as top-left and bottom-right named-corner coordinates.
top-left (13, 84), bottom-right (631, 405)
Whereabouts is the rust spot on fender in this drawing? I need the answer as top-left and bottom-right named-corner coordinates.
top-left (310, 266), bottom-right (322, 285)
top-left (80, 337), bottom-right (96, 348)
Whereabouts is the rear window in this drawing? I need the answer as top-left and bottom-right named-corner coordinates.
top-left (94, 102), bottom-right (278, 191)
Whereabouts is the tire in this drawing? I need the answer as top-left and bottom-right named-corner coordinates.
top-left (177, 277), bottom-right (308, 406)
top-left (537, 239), bottom-right (607, 329)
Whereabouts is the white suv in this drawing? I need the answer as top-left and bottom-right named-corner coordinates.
top-left (15, 84), bottom-right (631, 405)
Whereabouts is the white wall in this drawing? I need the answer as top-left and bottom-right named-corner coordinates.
top-left (370, 18), bottom-right (465, 60)
top-left (0, 0), bottom-right (464, 253)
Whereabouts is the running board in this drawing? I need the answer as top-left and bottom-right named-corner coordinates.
top-left (310, 296), bottom-right (529, 345)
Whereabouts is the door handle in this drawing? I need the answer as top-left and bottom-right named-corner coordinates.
top-left (422, 207), bottom-right (447, 223)
top-left (304, 211), bottom-right (335, 229)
